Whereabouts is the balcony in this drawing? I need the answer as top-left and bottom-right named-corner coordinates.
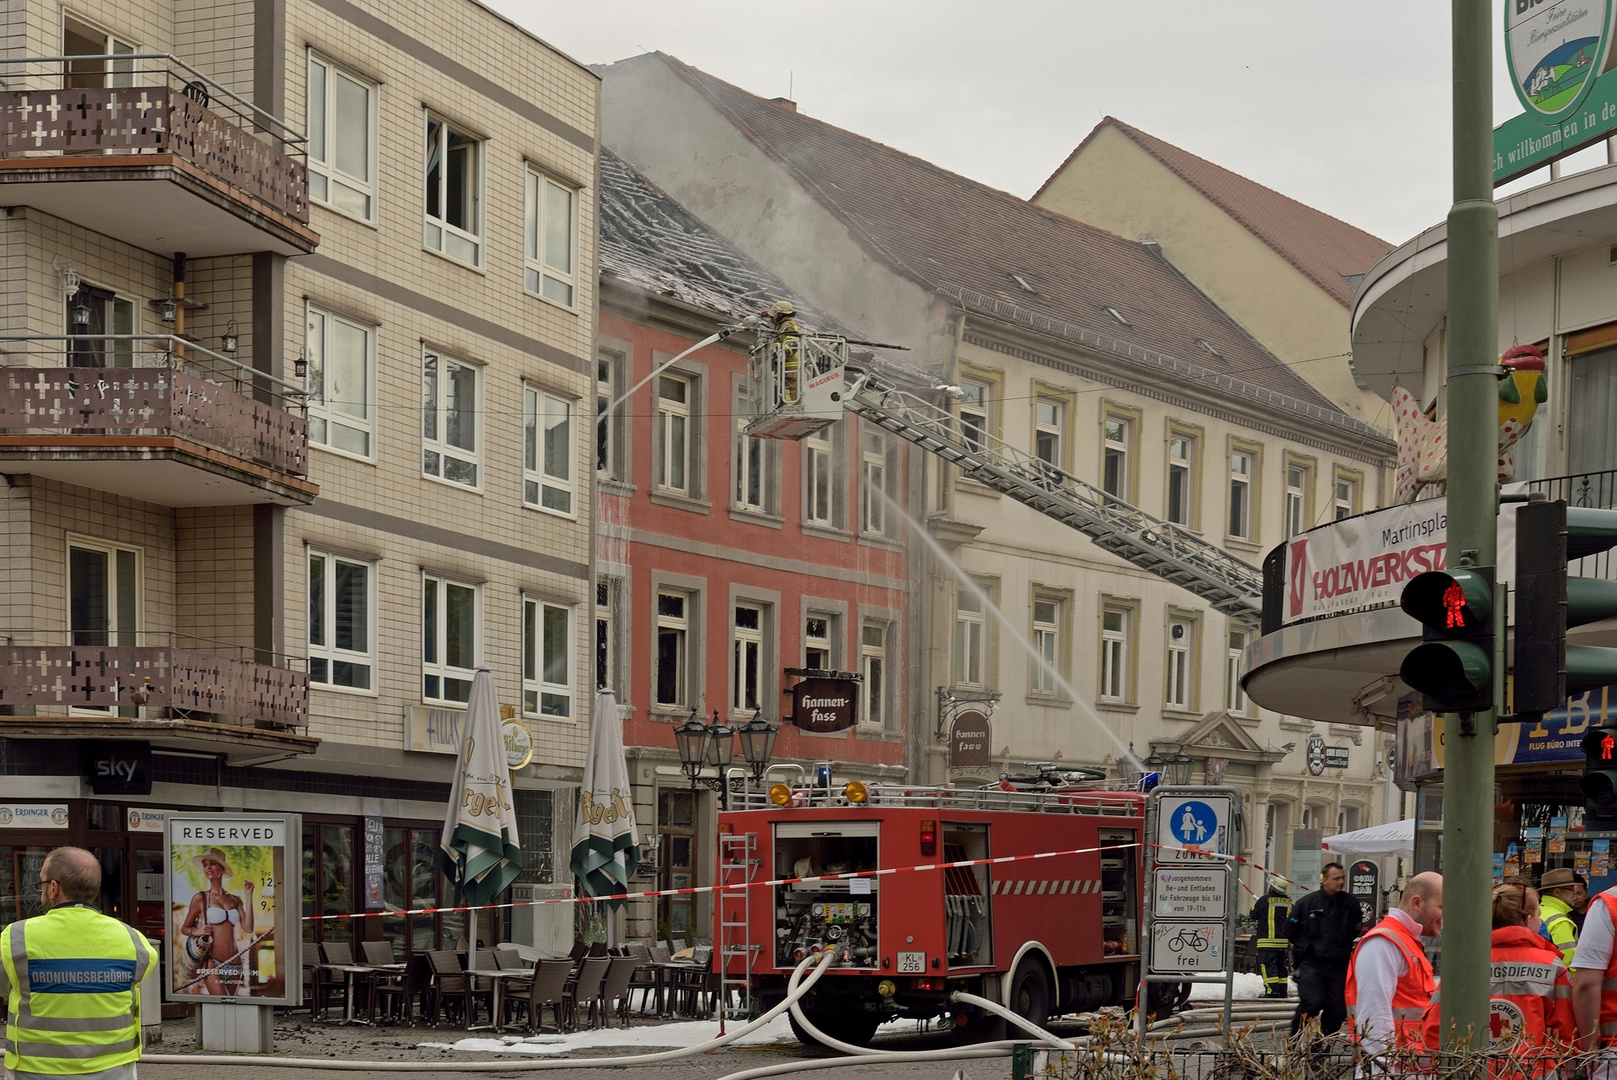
top-left (0, 632), bottom-right (314, 764)
top-left (0, 55), bottom-right (316, 257)
top-left (0, 335), bottom-right (317, 505)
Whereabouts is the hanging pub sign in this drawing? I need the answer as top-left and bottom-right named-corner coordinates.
top-left (949, 710), bottom-right (992, 769)
top-left (790, 677), bottom-right (859, 732)
top-left (1306, 733), bottom-right (1327, 776)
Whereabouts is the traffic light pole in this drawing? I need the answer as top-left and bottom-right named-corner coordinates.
top-left (1438, 0), bottom-right (1498, 1053)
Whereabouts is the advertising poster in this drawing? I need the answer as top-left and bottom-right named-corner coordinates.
top-left (165, 814), bottom-right (301, 1005)
top-left (1549, 817), bottom-right (1568, 855)
top-left (1594, 840), bottom-right (1612, 879)
top-left (1524, 827), bottom-right (1544, 864)
top-left (1493, 852), bottom-right (1505, 884)
top-left (1577, 851), bottom-right (1593, 878)
top-left (1505, 843), bottom-right (1521, 878)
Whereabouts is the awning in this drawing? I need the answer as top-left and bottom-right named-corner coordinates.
top-left (1321, 818), bottom-right (1415, 859)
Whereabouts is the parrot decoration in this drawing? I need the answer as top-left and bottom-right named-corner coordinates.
top-left (1392, 343), bottom-right (1548, 504)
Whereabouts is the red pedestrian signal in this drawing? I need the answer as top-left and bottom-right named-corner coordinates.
top-left (1602, 733), bottom-right (1615, 762)
top-left (1582, 725), bottom-right (1617, 808)
top-left (1442, 582), bottom-right (1466, 629)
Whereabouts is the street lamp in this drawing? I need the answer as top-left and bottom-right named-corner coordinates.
top-left (674, 710), bottom-right (714, 787)
top-left (705, 711), bottom-right (735, 770)
top-left (1166, 745), bottom-right (1196, 786)
top-left (737, 715), bottom-right (779, 780)
top-left (1144, 749), bottom-right (1166, 776)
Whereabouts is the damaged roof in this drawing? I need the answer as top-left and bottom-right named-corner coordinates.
top-left (598, 146), bottom-right (817, 325)
top-left (1038, 118), bottom-right (1393, 309)
top-left (645, 53), bottom-right (1356, 426)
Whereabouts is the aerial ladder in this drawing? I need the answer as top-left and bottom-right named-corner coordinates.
top-left (743, 330), bottom-right (1263, 617)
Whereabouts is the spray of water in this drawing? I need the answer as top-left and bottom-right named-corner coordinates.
top-left (870, 483), bottom-right (1139, 766)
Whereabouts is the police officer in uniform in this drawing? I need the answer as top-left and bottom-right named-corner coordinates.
top-left (1, 846), bottom-right (155, 1079)
top-left (1288, 861), bottom-right (1367, 1040)
top-left (1250, 876), bottom-right (1292, 998)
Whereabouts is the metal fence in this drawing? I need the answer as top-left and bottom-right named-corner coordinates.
top-left (0, 54), bottom-right (308, 222)
top-left (1529, 468), bottom-right (1617, 579)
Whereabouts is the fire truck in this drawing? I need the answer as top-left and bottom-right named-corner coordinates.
top-left (713, 775), bottom-right (1181, 1047)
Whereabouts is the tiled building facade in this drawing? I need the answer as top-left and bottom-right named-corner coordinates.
top-left (0, 0), bottom-right (596, 956)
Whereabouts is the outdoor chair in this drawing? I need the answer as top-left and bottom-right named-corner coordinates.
top-left (512, 957), bottom-right (573, 1033)
top-left (599, 955), bottom-right (638, 1028)
top-left (426, 950), bottom-right (475, 1026)
top-left (626, 944), bottom-right (658, 1014)
top-left (374, 952), bottom-right (430, 1025)
top-left (671, 946), bottom-right (717, 1017)
top-left (569, 941), bottom-right (588, 965)
top-left (494, 947), bottom-right (527, 970)
top-left (361, 940), bottom-right (402, 1023)
top-left (304, 942), bottom-right (343, 1020)
top-left (319, 940), bottom-right (374, 1021)
top-left (563, 956), bottom-right (611, 1030)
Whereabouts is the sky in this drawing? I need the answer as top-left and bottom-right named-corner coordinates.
top-left (484, 2), bottom-right (1564, 248)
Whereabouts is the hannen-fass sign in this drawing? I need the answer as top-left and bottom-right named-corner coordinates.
top-left (790, 677), bottom-right (858, 732)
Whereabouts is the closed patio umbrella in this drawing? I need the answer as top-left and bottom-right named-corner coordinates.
top-left (570, 689), bottom-right (641, 921)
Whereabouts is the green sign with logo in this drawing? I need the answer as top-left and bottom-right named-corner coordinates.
top-left (1497, 0), bottom-right (1617, 184)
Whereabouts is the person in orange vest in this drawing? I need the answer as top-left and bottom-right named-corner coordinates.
top-left (1572, 882), bottom-right (1617, 1069)
top-left (1421, 883), bottom-right (1575, 1075)
top-left (1345, 872), bottom-right (1442, 1058)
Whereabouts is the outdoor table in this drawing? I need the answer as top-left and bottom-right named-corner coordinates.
top-left (322, 964), bottom-right (379, 1025)
top-left (466, 967), bottom-right (535, 1033)
top-left (653, 961), bottom-right (700, 1017)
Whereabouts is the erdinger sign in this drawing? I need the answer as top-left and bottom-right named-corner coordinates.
top-left (790, 677), bottom-right (858, 732)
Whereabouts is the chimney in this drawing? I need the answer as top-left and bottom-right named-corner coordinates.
top-left (770, 97), bottom-right (797, 113)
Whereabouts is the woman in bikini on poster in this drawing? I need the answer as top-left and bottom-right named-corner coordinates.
top-left (179, 847), bottom-right (256, 995)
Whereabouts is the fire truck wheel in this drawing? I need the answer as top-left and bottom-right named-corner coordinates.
top-left (1007, 955), bottom-right (1053, 1031)
top-left (788, 1010), bottom-right (881, 1050)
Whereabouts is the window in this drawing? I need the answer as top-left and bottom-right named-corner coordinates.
top-left (804, 430), bottom-right (833, 526)
top-left (69, 539), bottom-right (138, 647)
top-left (65, 283), bottom-right (134, 368)
top-left (423, 575), bottom-right (478, 703)
top-left (524, 169), bottom-right (577, 306)
top-left (1227, 629), bottom-right (1250, 715)
top-left (1100, 605), bottom-right (1129, 703)
top-left (423, 113), bottom-right (481, 265)
top-left (597, 355), bottom-right (614, 476)
top-left (305, 304), bottom-right (375, 458)
top-left (655, 591), bottom-right (689, 707)
top-left (1035, 399), bottom-right (1063, 468)
top-left (423, 349), bottom-right (479, 488)
top-left (595, 579), bottom-right (614, 694)
top-left (732, 604), bottom-right (764, 714)
top-left (1166, 616), bottom-right (1195, 709)
top-left (655, 374), bottom-right (691, 495)
top-left (860, 427), bottom-right (890, 536)
top-left (523, 597), bottom-right (572, 719)
top-left (307, 53), bottom-right (376, 220)
top-left (1334, 475), bottom-right (1359, 521)
top-left (524, 386), bottom-right (572, 514)
top-left (1103, 416), bottom-right (1130, 499)
top-left (1031, 598), bottom-right (1060, 694)
top-left (1167, 434), bottom-right (1195, 526)
top-left (735, 386), bottom-right (766, 512)
top-left (308, 549), bottom-right (374, 691)
top-left (1285, 462), bottom-right (1311, 538)
top-left (63, 17), bottom-right (133, 89)
top-left (861, 621), bottom-right (888, 727)
top-left (1338, 806), bottom-right (1360, 834)
top-left (959, 379), bottom-right (990, 454)
top-left (955, 589), bottom-right (985, 688)
top-left (804, 615), bottom-right (831, 669)
top-left (1229, 450), bottom-right (1254, 540)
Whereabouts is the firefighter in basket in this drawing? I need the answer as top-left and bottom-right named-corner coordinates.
top-left (768, 300), bottom-right (801, 406)
top-left (177, 847), bottom-right (256, 995)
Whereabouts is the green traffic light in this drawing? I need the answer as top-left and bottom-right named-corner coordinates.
top-left (1401, 639), bottom-right (1493, 706)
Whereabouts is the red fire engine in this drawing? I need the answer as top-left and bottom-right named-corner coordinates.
top-left (714, 776), bottom-right (1175, 1046)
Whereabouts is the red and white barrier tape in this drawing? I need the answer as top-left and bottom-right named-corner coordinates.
top-left (300, 840), bottom-right (1300, 921)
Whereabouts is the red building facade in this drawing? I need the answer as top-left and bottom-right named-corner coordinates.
top-left (596, 151), bottom-right (911, 939)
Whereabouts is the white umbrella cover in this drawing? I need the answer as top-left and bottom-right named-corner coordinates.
top-left (1321, 818), bottom-right (1415, 859)
top-left (438, 669), bottom-right (522, 965)
top-left (570, 688), bottom-right (641, 910)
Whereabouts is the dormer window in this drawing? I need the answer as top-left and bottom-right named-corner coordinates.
top-left (1104, 306), bottom-right (1130, 327)
top-left (1008, 273), bottom-right (1036, 294)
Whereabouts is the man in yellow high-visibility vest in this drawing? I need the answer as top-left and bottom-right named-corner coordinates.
top-left (1, 846), bottom-right (155, 1079)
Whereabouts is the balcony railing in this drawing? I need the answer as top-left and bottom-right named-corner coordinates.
top-left (0, 335), bottom-right (308, 477)
top-left (1529, 469), bottom-right (1617, 580)
top-left (0, 53), bottom-right (308, 223)
top-left (0, 631), bottom-right (308, 729)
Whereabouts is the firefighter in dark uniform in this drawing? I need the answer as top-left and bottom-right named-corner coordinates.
top-left (1250, 875), bottom-right (1292, 998)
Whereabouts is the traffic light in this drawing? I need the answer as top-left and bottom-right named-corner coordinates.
top-left (1400, 565), bottom-right (1494, 712)
top-left (1513, 502), bottom-right (1617, 715)
top-left (1582, 723), bottom-right (1617, 813)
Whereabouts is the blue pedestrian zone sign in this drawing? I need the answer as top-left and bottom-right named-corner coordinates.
top-left (1157, 794), bottom-right (1231, 863)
